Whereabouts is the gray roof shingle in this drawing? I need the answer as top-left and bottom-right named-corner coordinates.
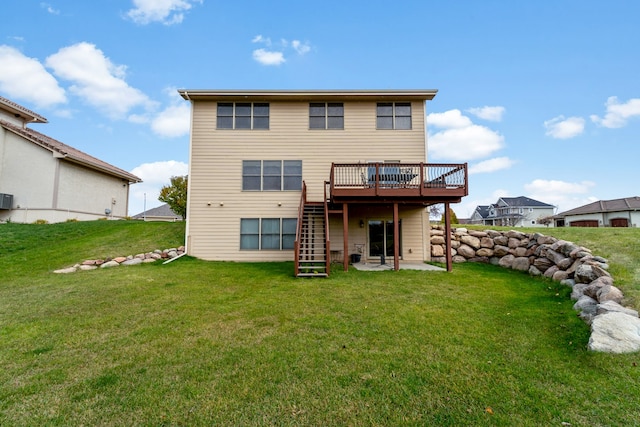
top-left (498, 196), bottom-right (554, 208)
top-left (557, 197), bottom-right (640, 216)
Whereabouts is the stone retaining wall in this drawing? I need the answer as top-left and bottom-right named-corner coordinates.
top-left (53, 246), bottom-right (185, 273)
top-left (430, 225), bottom-right (640, 353)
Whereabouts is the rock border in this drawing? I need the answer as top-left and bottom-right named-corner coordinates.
top-left (430, 226), bottom-right (640, 353)
top-left (53, 246), bottom-right (185, 274)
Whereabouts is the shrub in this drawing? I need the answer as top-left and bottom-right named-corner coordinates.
top-left (33, 219), bottom-right (49, 224)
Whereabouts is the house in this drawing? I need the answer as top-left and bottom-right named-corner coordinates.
top-left (469, 205), bottom-right (491, 225)
top-left (554, 196), bottom-right (640, 227)
top-left (471, 197), bottom-right (555, 227)
top-left (178, 89), bottom-right (468, 276)
top-left (132, 203), bottom-right (182, 222)
top-left (0, 96), bottom-right (141, 223)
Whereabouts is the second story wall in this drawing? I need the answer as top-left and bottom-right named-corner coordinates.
top-left (190, 99), bottom-right (427, 201)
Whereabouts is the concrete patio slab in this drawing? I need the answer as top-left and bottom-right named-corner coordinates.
top-left (350, 262), bottom-right (445, 271)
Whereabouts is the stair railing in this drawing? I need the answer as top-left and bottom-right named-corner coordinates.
top-left (294, 181), bottom-right (307, 276)
top-left (324, 180), bottom-right (331, 276)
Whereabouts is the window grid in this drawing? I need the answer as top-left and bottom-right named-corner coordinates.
top-left (240, 218), bottom-right (298, 250)
top-left (309, 102), bottom-right (344, 129)
top-left (376, 102), bottom-right (412, 129)
top-left (217, 102), bottom-right (270, 130)
top-left (242, 160), bottom-right (302, 191)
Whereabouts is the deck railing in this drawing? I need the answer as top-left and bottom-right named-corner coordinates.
top-left (329, 162), bottom-right (468, 197)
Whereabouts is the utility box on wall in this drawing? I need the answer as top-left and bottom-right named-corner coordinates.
top-left (0, 193), bottom-right (13, 210)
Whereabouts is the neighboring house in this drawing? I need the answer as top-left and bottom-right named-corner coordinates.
top-left (471, 197), bottom-right (555, 227)
top-left (0, 96), bottom-right (141, 223)
top-left (469, 205), bottom-right (491, 225)
top-left (554, 196), bottom-right (640, 227)
top-left (179, 89), bottom-right (469, 276)
top-left (132, 203), bottom-right (182, 222)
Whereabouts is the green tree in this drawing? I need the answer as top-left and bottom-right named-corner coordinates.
top-left (440, 207), bottom-right (459, 224)
top-left (159, 175), bottom-right (188, 220)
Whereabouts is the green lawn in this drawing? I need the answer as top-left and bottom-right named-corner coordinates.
top-left (1, 221), bottom-right (640, 426)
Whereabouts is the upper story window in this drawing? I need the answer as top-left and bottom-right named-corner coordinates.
top-left (217, 102), bottom-right (269, 129)
top-left (242, 160), bottom-right (302, 191)
top-left (376, 102), bottom-right (411, 129)
top-left (309, 103), bottom-right (344, 129)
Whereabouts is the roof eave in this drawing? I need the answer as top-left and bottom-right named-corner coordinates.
top-left (178, 89), bottom-right (438, 102)
top-left (62, 155), bottom-right (142, 183)
top-left (0, 97), bottom-right (48, 124)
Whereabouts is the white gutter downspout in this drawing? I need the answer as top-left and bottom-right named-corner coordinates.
top-left (163, 251), bottom-right (187, 264)
top-left (164, 90), bottom-right (193, 265)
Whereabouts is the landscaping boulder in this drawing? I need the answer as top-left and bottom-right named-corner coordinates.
top-left (596, 301), bottom-right (639, 317)
top-left (100, 260), bottom-right (120, 268)
top-left (512, 257), bottom-right (530, 272)
top-left (498, 254), bottom-right (515, 269)
top-left (588, 312), bottom-right (640, 353)
top-left (574, 295), bottom-right (598, 324)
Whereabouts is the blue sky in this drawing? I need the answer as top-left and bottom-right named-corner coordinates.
top-left (1, 1), bottom-right (639, 218)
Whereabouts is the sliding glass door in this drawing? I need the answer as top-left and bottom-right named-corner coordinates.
top-left (368, 220), bottom-right (402, 258)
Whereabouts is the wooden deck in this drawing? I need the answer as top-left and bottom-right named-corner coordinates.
top-left (329, 162), bottom-right (468, 203)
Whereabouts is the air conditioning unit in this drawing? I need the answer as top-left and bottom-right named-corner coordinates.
top-left (0, 193), bottom-right (13, 210)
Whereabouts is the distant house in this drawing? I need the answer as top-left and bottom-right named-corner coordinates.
top-left (132, 203), bottom-right (182, 222)
top-left (470, 197), bottom-right (555, 227)
top-left (0, 96), bottom-right (141, 223)
top-left (554, 196), bottom-right (640, 227)
top-left (469, 205), bottom-right (491, 225)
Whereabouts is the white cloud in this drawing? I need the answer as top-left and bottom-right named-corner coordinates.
top-left (469, 157), bottom-right (514, 174)
top-left (0, 45), bottom-right (67, 108)
top-left (40, 2), bottom-right (60, 15)
top-left (590, 96), bottom-right (640, 128)
top-left (126, 0), bottom-right (202, 25)
top-left (524, 178), bottom-right (596, 212)
top-left (467, 106), bottom-right (505, 122)
top-left (251, 35), bottom-right (311, 65)
top-left (428, 109), bottom-right (473, 129)
top-left (252, 48), bottom-right (285, 66)
top-left (252, 35), bottom-right (271, 45)
top-left (129, 160), bottom-right (189, 215)
top-left (292, 40), bottom-right (311, 55)
top-left (151, 101), bottom-right (190, 138)
top-left (427, 109), bottom-right (504, 161)
top-left (544, 115), bottom-right (585, 139)
top-left (45, 42), bottom-right (156, 119)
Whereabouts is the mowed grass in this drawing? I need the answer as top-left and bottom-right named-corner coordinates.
top-left (1, 221), bottom-right (640, 426)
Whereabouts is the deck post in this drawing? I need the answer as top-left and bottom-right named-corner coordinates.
top-left (343, 203), bottom-right (349, 271)
top-left (393, 202), bottom-right (400, 271)
top-left (444, 202), bottom-right (452, 272)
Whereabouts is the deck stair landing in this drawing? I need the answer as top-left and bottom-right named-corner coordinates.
top-left (296, 203), bottom-right (328, 277)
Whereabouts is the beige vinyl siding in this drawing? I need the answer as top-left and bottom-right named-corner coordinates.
top-left (187, 99), bottom-right (428, 261)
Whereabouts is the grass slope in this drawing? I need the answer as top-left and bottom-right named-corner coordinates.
top-left (1, 221), bottom-right (639, 426)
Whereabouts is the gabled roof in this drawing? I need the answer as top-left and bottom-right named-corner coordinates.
top-left (0, 119), bottom-right (141, 183)
top-left (0, 96), bottom-right (48, 124)
top-left (497, 196), bottom-right (554, 208)
top-left (556, 197), bottom-right (640, 216)
top-left (132, 203), bottom-right (180, 219)
top-left (474, 205), bottom-right (491, 218)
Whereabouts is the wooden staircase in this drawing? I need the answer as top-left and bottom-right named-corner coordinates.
top-left (294, 181), bottom-right (331, 278)
top-left (295, 202), bottom-right (328, 277)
